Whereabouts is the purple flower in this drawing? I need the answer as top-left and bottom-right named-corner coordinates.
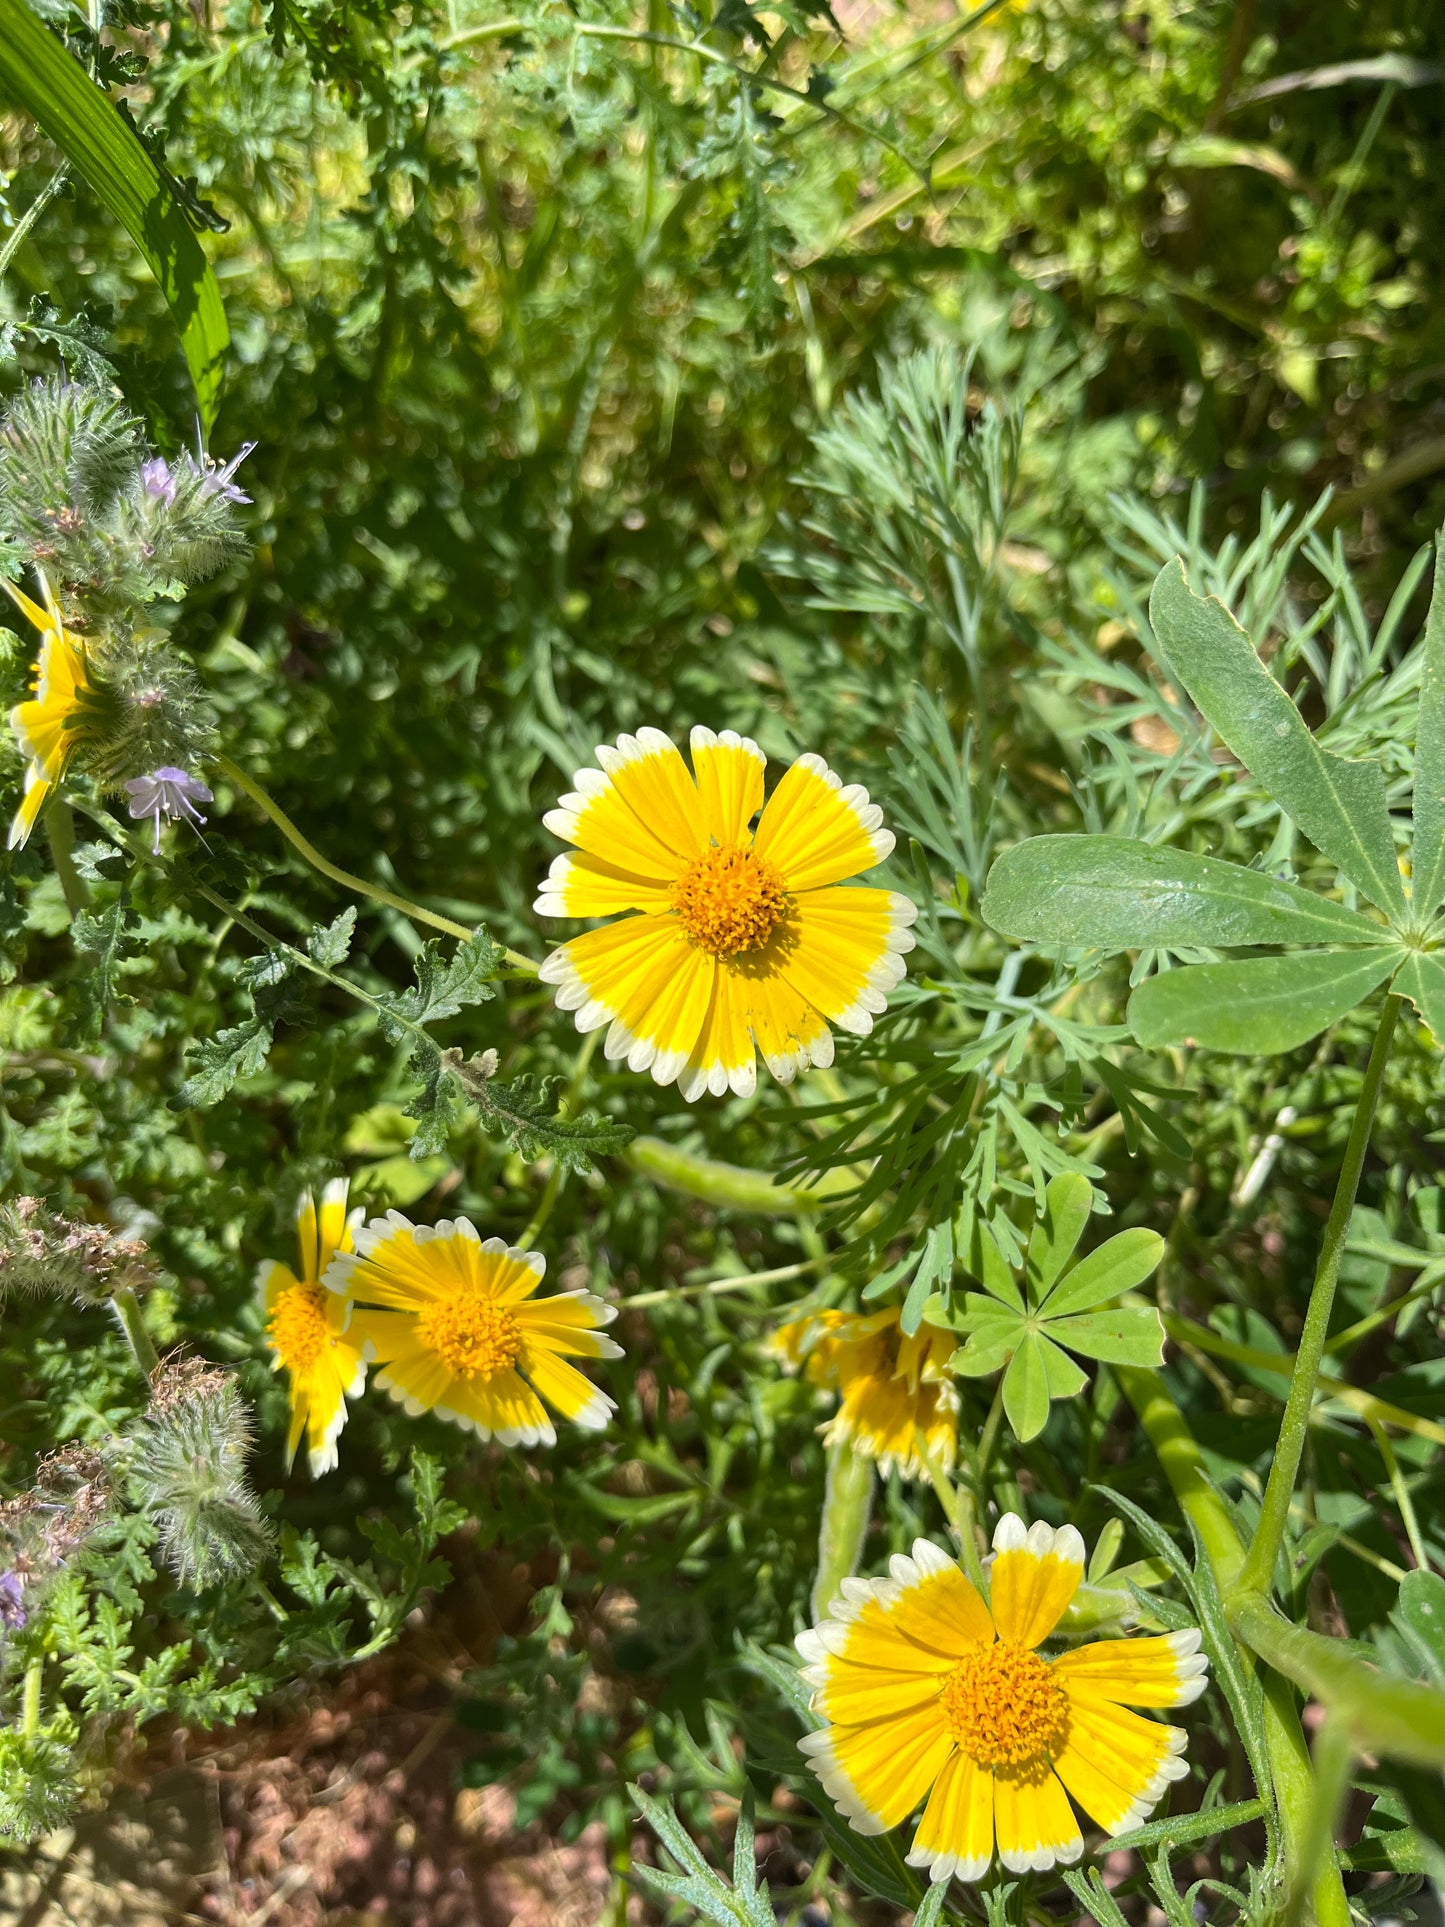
top-left (192, 440), bottom-right (258, 506)
top-left (0, 1570), bottom-right (25, 1633)
top-left (124, 766), bottom-right (213, 854)
top-left (141, 456), bottom-right (178, 507)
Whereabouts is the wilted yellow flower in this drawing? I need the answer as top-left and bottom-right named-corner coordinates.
top-left (771, 1306), bottom-right (958, 1479)
top-left (535, 727), bottom-right (916, 1101)
top-left (257, 1178), bottom-right (365, 1478)
top-left (797, 1517), bottom-right (1208, 1881)
top-left (326, 1211), bottom-right (621, 1445)
top-left (4, 571), bottom-right (109, 850)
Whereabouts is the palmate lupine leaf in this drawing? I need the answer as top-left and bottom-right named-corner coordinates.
top-left (929, 1173), bottom-right (1164, 1441)
top-left (0, 0), bottom-right (229, 429)
top-left (1147, 558), bottom-right (1408, 920)
top-left (983, 549), bottom-right (1445, 1056)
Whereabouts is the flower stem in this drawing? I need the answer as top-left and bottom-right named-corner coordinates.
top-left (1236, 991), bottom-right (1401, 1599)
top-left (973, 1377), bottom-right (1005, 1491)
top-left (924, 1454), bottom-right (987, 1594)
top-left (110, 1283), bottom-right (160, 1379)
top-left (216, 755), bottom-right (538, 975)
top-left (21, 1653), bottom-right (42, 1737)
top-left (44, 799), bottom-right (90, 918)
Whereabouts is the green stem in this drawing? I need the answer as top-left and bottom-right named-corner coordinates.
top-left (812, 1441), bottom-right (875, 1621)
top-left (0, 162), bottom-right (67, 281)
top-left (1230, 1591), bottom-right (1445, 1768)
top-left (973, 1377), bottom-right (1006, 1491)
top-left (216, 755), bottom-right (538, 975)
top-left (44, 799), bottom-right (90, 918)
top-left (924, 1453), bottom-right (987, 1594)
top-left (1237, 992), bottom-right (1401, 1598)
top-left (623, 1253), bottom-right (826, 1310)
top-left (21, 1653), bottom-right (42, 1737)
top-left (1114, 1367), bottom-right (1344, 1921)
top-left (1367, 1415), bottom-right (1430, 1570)
top-left (110, 1283), bottom-right (159, 1379)
top-left (1113, 1364), bottom-right (1243, 1585)
top-left (625, 1135), bottom-right (859, 1215)
top-left (1284, 1715), bottom-right (1354, 1927)
top-left (519, 1164), bottom-right (565, 1250)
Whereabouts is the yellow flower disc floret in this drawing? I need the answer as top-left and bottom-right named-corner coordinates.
top-left (266, 1282), bottom-right (332, 1375)
top-left (415, 1291), bottom-right (522, 1381)
top-left (670, 844), bottom-right (789, 956)
top-left (941, 1643), bottom-right (1068, 1769)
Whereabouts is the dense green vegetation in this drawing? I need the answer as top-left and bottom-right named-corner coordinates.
top-left (3, 0), bottom-right (1445, 1919)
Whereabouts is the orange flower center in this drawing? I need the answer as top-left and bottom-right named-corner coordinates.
top-left (267, 1282), bottom-right (331, 1374)
top-left (940, 1641), bottom-right (1067, 1769)
top-left (670, 845), bottom-right (788, 956)
top-left (416, 1291), bottom-right (521, 1381)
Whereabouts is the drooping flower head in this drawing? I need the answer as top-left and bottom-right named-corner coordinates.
top-left (536, 728), bottom-right (917, 1102)
top-left (124, 765), bottom-right (213, 854)
top-left (258, 1178), bottom-right (365, 1478)
top-left (324, 1212), bottom-right (621, 1446)
top-left (770, 1306), bottom-right (959, 1479)
top-left (796, 1516), bottom-right (1208, 1882)
top-left (4, 570), bottom-right (112, 849)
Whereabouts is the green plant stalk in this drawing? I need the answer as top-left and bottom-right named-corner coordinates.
top-left (625, 1135), bottom-right (859, 1214)
top-left (21, 1653), bottom-right (42, 1737)
top-left (923, 1453), bottom-right (987, 1594)
top-left (1232, 1592), bottom-right (1445, 1766)
top-left (1237, 991), bottom-right (1401, 1598)
top-left (1283, 1715), bottom-right (1353, 1927)
top-left (812, 1440), bottom-right (874, 1621)
top-left (1366, 1415), bottom-right (1430, 1570)
top-left (110, 1283), bottom-right (159, 1378)
top-left (45, 799), bottom-right (90, 918)
top-left (1161, 1310), bottom-right (1445, 1449)
top-left (217, 755), bottom-right (538, 975)
top-left (1115, 1367), bottom-right (1341, 1924)
top-left (0, 162), bottom-right (67, 281)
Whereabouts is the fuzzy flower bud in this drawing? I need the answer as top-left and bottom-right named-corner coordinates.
top-left (0, 1196), bottom-right (154, 1307)
top-left (126, 1361), bottom-right (273, 1591)
top-left (123, 765), bottom-right (212, 853)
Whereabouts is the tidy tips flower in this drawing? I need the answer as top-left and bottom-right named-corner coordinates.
top-left (796, 1516), bottom-right (1208, 1881)
top-left (769, 1306), bottom-right (958, 1479)
top-left (258, 1178), bottom-right (365, 1477)
top-left (324, 1211), bottom-right (621, 1445)
top-left (4, 570), bottom-right (110, 850)
top-left (536, 727), bottom-right (917, 1101)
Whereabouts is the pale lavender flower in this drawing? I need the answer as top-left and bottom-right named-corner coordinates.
top-left (191, 440), bottom-right (258, 506)
top-left (124, 767), bottom-right (213, 854)
top-left (140, 456), bottom-right (178, 507)
top-left (0, 1570), bottom-right (24, 1633)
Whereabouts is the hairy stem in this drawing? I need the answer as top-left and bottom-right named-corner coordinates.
top-left (110, 1283), bottom-right (160, 1379)
top-left (45, 799), bottom-right (90, 918)
top-left (1237, 992), bottom-right (1401, 1598)
top-left (216, 755), bottom-right (538, 974)
top-left (21, 1653), bottom-right (42, 1737)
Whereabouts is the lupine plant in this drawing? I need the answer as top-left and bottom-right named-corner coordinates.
top-left (4, 0), bottom-right (1445, 1921)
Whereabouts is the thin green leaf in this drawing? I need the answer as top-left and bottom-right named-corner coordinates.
top-left (1103, 1797), bottom-right (1266, 1857)
top-left (1410, 532), bottom-right (1445, 921)
top-left (1041, 1227), bottom-right (1164, 1317)
top-left (1049, 1306), bottom-right (1166, 1368)
top-left (0, 0), bottom-right (229, 427)
top-left (1037, 1333), bottom-right (1088, 1398)
top-left (1001, 1331), bottom-right (1050, 1441)
top-left (1127, 947), bottom-right (1400, 1054)
top-left (1392, 950), bottom-right (1445, 1045)
top-left (983, 834), bottom-right (1385, 949)
top-left (1149, 558), bottom-right (1407, 920)
top-left (1026, 1171), bottom-right (1094, 1301)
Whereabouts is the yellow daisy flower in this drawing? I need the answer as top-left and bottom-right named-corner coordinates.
top-left (257, 1178), bottom-right (366, 1478)
top-left (535, 727), bottom-right (917, 1101)
top-left (4, 571), bottom-right (109, 850)
top-left (770, 1307), bottom-right (959, 1479)
top-left (324, 1211), bottom-right (622, 1445)
top-left (796, 1515), bottom-right (1208, 1881)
